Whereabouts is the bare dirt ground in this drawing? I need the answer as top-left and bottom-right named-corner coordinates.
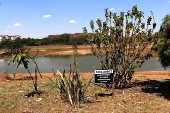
top-left (27, 45), bottom-right (92, 56)
top-left (1, 44), bottom-right (159, 58)
top-left (1, 71), bottom-right (170, 113)
top-left (0, 45), bottom-right (92, 58)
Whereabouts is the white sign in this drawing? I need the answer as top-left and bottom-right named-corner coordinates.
top-left (95, 69), bottom-right (113, 74)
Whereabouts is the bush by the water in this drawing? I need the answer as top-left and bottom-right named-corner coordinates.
top-left (84, 5), bottom-right (157, 88)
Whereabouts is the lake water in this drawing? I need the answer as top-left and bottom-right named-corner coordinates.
top-left (0, 55), bottom-right (169, 73)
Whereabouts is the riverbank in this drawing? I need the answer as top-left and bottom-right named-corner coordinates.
top-left (1, 71), bottom-right (170, 82)
top-left (0, 45), bottom-right (92, 58)
top-left (0, 44), bottom-right (159, 58)
top-left (27, 45), bottom-right (92, 56)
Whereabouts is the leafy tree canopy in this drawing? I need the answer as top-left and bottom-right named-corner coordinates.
top-left (157, 15), bottom-right (170, 68)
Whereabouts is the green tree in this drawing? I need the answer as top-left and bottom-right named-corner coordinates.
top-left (9, 48), bottom-right (42, 96)
top-left (156, 15), bottom-right (170, 68)
top-left (84, 6), bottom-right (156, 88)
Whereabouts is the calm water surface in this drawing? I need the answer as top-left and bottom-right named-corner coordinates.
top-left (0, 55), bottom-right (169, 73)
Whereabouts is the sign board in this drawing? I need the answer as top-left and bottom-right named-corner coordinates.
top-left (94, 69), bottom-right (113, 84)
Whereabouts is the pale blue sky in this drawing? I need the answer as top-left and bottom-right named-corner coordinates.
top-left (0, 0), bottom-right (170, 38)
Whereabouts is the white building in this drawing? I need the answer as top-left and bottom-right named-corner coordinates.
top-left (0, 35), bottom-right (21, 42)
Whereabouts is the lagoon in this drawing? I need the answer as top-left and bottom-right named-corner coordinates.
top-left (0, 55), bottom-right (169, 73)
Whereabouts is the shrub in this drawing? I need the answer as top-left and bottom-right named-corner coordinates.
top-left (84, 5), bottom-right (156, 88)
top-left (54, 44), bottom-right (86, 107)
top-left (8, 48), bottom-right (42, 97)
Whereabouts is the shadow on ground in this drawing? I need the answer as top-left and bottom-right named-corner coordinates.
top-left (6, 75), bottom-right (34, 81)
top-left (136, 79), bottom-right (170, 100)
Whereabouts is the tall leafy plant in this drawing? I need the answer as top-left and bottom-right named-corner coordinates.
top-left (55, 44), bottom-right (86, 107)
top-left (83, 5), bottom-right (156, 88)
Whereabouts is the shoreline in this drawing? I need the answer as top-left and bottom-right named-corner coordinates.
top-left (28, 45), bottom-right (92, 56)
top-left (0, 45), bottom-right (92, 58)
top-left (0, 44), bottom-right (159, 58)
top-left (1, 70), bottom-right (170, 82)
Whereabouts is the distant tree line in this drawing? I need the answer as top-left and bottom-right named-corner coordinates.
top-left (0, 33), bottom-right (89, 50)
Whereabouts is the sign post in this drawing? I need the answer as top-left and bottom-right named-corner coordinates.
top-left (94, 69), bottom-right (114, 99)
top-left (95, 69), bottom-right (113, 84)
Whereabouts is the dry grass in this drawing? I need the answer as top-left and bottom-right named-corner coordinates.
top-left (1, 72), bottom-right (170, 113)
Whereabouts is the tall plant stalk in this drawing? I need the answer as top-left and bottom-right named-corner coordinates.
top-left (55, 43), bottom-right (86, 107)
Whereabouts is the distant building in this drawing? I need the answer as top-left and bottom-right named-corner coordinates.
top-left (0, 35), bottom-right (21, 42)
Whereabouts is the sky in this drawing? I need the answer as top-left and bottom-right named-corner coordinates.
top-left (0, 0), bottom-right (170, 38)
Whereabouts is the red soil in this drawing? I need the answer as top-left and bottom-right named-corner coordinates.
top-left (1, 71), bottom-right (170, 83)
